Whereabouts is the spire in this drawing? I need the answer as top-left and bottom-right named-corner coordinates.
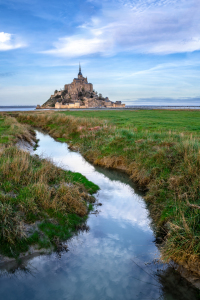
top-left (78, 62), bottom-right (82, 76)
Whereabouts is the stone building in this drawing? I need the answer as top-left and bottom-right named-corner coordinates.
top-left (41, 64), bottom-right (125, 109)
top-left (62, 64), bottom-right (93, 101)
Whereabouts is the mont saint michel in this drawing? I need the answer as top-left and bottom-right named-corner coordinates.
top-left (41, 65), bottom-right (125, 109)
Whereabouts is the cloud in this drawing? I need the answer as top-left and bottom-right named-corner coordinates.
top-left (0, 32), bottom-right (26, 51)
top-left (43, 0), bottom-right (200, 56)
top-left (43, 36), bottom-right (114, 57)
top-left (116, 61), bottom-right (200, 79)
top-left (149, 38), bottom-right (200, 54)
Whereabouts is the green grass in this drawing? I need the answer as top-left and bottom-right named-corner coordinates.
top-left (66, 171), bottom-right (99, 194)
top-left (0, 115), bottom-right (99, 258)
top-left (38, 213), bottom-right (86, 242)
top-left (16, 110), bottom-right (200, 272)
top-left (57, 137), bottom-right (67, 142)
top-left (0, 115), bottom-right (35, 145)
top-left (60, 109), bottom-right (200, 133)
top-left (0, 118), bottom-right (12, 144)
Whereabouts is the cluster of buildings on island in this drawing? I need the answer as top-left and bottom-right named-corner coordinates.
top-left (39, 65), bottom-right (125, 109)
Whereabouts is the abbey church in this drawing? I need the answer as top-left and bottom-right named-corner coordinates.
top-left (41, 65), bottom-right (125, 109)
top-left (64, 64), bottom-right (93, 99)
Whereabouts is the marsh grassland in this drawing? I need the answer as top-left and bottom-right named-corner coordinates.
top-left (17, 109), bottom-right (200, 275)
top-left (0, 114), bottom-right (99, 259)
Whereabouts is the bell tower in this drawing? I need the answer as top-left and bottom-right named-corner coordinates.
top-left (78, 63), bottom-right (83, 79)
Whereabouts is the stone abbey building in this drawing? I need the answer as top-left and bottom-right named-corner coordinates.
top-left (41, 65), bottom-right (125, 109)
top-left (64, 64), bottom-right (93, 98)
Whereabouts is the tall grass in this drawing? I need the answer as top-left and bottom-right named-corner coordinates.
top-left (0, 115), bottom-right (36, 145)
top-left (17, 111), bottom-right (200, 274)
top-left (0, 116), bottom-right (99, 257)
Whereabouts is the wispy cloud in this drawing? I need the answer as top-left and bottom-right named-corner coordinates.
top-left (0, 32), bottom-right (26, 51)
top-left (43, 36), bottom-right (114, 57)
top-left (43, 0), bottom-right (200, 56)
top-left (116, 60), bottom-right (200, 79)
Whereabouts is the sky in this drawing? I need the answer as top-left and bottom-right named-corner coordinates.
top-left (0, 0), bottom-right (200, 106)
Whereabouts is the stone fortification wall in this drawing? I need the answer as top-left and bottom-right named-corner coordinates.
top-left (55, 99), bottom-right (125, 109)
top-left (55, 102), bottom-right (81, 109)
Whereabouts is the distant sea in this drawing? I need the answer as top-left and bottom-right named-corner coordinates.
top-left (0, 106), bottom-right (36, 111)
top-left (125, 105), bottom-right (200, 110)
top-left (0, 105), bottom-right (200, 111)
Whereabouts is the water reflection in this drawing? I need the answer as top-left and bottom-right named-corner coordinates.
top-left (34, 132), bottom-right (152, 232)
top-left (0, 131), bottom-right (199, 300)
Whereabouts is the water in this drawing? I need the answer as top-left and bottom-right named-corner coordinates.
top-left (0, 131), bottom-right (199, 300)
top-left (0, 106), bottom-right (36, 111)
top-left (126, 106), bottom-right (200, 110)
top-left (0, 105), bottom-right (200, 112)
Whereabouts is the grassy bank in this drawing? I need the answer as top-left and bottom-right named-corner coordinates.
top-left (17, 110), bottom-right (200, 275)
top-left (0, 115), bottom-right (99, 259)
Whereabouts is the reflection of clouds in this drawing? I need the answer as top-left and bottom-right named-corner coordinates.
top-left (107, 233), bottom-right (120, 241)
top-left (0, 125), bottom-right (197, 297)
top-left (35, 132), bottom-right (96, 175)
top-left (97, 185), bottom-right (151, 232)
top-left (1, 131), bottom-right (162, 299)
top-left (0, 232), bottom-right (161, 300)
top-left (35, 131), bottom-right (152, 232)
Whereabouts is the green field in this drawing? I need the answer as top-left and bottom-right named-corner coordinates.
top-left (60, 109), bottom-right (200, 133)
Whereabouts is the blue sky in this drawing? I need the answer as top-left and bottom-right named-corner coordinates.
top-left (0, 0), bottom-right (200, 105)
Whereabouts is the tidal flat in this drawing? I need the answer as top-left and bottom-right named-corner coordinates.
top-left (15, 109), bottom-right (200, 278)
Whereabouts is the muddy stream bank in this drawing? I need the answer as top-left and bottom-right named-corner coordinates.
top-left (0, 130), bottom-right (199, 300)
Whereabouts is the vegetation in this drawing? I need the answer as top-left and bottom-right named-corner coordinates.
top-left (0, 116), bottom-right (35, 145)
top-left (42, 97), bottom-right (57, 108)
top-left (60, 109), bottom-right (200, 133)
top-left (0, 114), bottom-right (99, 258)
top-left (17, 110), bottom-right (200, 274)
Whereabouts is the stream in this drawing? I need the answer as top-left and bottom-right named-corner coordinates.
top-left (0, 130), bottom-right (199, 300)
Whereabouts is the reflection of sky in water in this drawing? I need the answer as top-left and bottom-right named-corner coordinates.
top-left (0, 131), bottom-right (199, 300)
top-left (35, 132), bottom-right (151, 232)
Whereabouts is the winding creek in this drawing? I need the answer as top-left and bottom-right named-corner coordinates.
top-left (0, 130), bottom-right (199, 299)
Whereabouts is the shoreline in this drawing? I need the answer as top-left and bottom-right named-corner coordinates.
top-left (1, 106), bottom-right (200, 113)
